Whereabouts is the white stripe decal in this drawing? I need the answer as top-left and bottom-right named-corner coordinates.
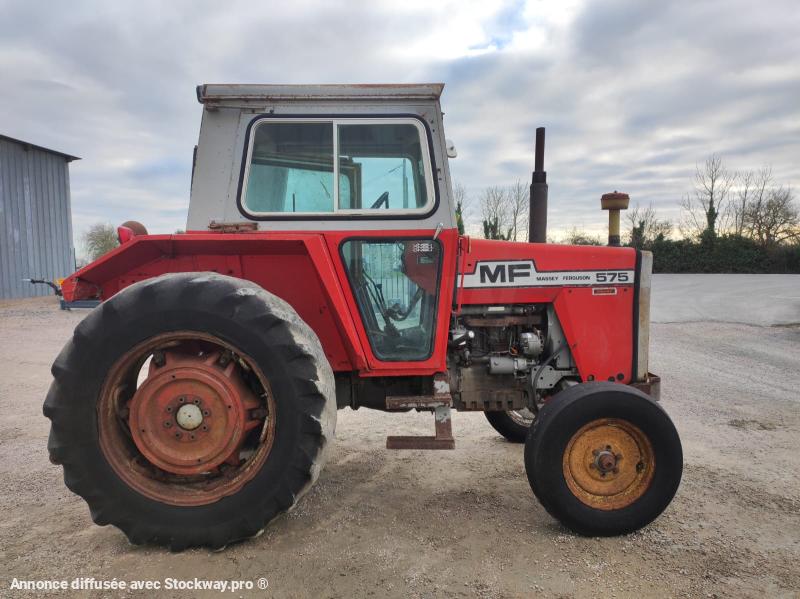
top-left (462, 260), bottom-right (634, 288)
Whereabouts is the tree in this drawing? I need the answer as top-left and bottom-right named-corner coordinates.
top-left (83, 223), bottom-right (119, 261)
top-left (680, 154), bottom-right (736, 241)
top-left (626, 203), bottom-right (672, 248)
top-left (731, 167), bottom-right (771, 237)
top-left (480, 186), bottom-right (511, 240)
top-left (477, 183), bottom-right (530, 240)
top-left (482, 216), bottom-right (509, 240)
top-left (506, 180), bottom-right (529, 241)
top-left (743, 186), bottom-right (799, 247)
top-left (728, 165), bottom-right (799, 246)
top-left (562, 227), bottom-right (602, 246)
top-left (453, 182), bottom-right (467, 235)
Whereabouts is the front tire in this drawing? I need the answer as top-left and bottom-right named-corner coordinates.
top-left (44, 273), bottom-right (336, 550)
top-left (525, 382), bottom-right (682, 536)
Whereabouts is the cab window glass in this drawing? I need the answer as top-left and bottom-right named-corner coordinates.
top-left (338, 124), bottom-right (427, 211)
top-left (243, 120), bottom-right (430, 214)
top-left (244, 123), bottom-right (334, 213)
top-left (341, 239), bottom-right (441, 361)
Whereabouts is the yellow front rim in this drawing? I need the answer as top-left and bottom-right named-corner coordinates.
top-left (562, 418), bottom-right (655, 511)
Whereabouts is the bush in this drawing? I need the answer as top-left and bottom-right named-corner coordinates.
top-left (82, 223), bottom-right (119, 262)
top-left (646, 235), bottom-right (800, 273)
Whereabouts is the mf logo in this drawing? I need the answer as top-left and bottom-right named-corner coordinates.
top-left (479, 263), bottom-right (532, 284)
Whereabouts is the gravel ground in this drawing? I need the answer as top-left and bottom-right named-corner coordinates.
top-left (652, 274), bottom-right (800, 326)
top-left (1, 291), bottom-right (799, 598)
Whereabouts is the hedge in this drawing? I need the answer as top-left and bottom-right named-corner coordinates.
top-left (642, 235), bottom-right (800, 274)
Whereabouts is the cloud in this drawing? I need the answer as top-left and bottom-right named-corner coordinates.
top-left (0, 0), bottom-right (797, 246)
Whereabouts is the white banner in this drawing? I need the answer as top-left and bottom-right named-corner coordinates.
top-left (461, 260), bottom-right (634, 288)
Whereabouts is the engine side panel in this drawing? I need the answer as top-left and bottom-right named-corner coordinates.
top-left (457, 238), bottom-right (638, 383)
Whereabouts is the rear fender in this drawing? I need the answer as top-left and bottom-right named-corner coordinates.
top-left (62, 234), bottom-right (367, 372)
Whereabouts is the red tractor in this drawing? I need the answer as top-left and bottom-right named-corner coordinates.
top-left (46, 84), bottom-right (681, 550)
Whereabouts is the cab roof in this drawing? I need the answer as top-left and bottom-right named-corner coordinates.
top-left (196, 83), bottom-right (444, 105)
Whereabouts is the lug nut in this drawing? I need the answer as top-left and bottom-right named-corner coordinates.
top-left (174, 432), bottom-right (182, 439)
top-left (166, 406), bottom-right (173, 413)
top-left (178, 397), bottom-right (185, 403)
top-left (164, 421), bottom-right (172, 428)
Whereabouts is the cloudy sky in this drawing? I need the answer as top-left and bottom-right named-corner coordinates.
top-left (2, 0), bottom-right (798, 249)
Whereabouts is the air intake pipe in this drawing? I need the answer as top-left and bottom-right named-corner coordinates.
top-left (529, 127), bottom-right (548, 243)
top-left (600, 191), bottom-right (630, 246)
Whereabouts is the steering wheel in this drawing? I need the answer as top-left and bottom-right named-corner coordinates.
top-left (370, 191), bottom-right (390, 209)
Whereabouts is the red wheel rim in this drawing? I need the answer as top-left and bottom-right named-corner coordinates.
top-left (98, 332), bottom-right (276, 506)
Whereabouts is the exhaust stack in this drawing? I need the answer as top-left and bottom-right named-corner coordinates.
top-left (529, 127), bottom-right (548, 243)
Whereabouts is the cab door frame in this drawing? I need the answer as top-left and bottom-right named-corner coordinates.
top-left (324, 228), bottom-right (458, 376)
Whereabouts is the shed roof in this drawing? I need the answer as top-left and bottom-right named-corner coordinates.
top-left (0, 134), bottom-right (80, 162)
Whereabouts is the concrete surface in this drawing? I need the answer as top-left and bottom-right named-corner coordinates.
top-left (652, 274), bottom-right (800, 326)
top-left (1, 281), bottom-right (799, 598)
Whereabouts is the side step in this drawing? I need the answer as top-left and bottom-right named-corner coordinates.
top-left (385, 394), bottom-right (455, 450)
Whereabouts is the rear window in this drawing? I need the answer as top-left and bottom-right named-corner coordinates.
top-left (242, 119), bottom-right (432, 215)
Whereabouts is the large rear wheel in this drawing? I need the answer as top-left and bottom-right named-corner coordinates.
top-left (525, 382), bottom-right (681, 536)
top-left (45, 273), bottom-right (336, 550)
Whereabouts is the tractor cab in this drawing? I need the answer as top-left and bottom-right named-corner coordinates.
top-left (188, 84), bottom-right (457, 231)
top-left (186, 84), bottom-right (458, 366)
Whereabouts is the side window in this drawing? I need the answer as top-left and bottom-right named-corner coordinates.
top-left (242, 119), bottom-right (432, 215)
top-left (341, 239), bottom-right (441, 361)
top-left (338, 124), bottom-right (428, 211)
top-left (244, 123), bottom-right (335, 213)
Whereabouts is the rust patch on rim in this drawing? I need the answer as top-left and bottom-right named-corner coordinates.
top-left (128, 351), bottom-right (262, 476)
top-left (98, 332), bottom-right (276, 507)
top-left (562, 418), bottom-right (655, 511)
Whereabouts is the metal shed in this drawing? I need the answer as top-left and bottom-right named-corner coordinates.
top-left (0, 135), bottom-right (79, 299)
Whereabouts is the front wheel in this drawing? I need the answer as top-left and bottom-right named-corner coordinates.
top-left (524, 382), bottom-right (682, 536)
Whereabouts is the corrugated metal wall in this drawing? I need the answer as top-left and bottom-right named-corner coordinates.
top-left (0, 138), bottom-right (75, 299)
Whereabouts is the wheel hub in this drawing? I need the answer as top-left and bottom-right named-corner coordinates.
top-left (128, 350), bottom-right (262, 476)
top-left (593, 448), bottom-right (620, 475)
top-left (176, 403), bottom-right (203, 430)
top-left (562, 418), bottom-right (655, 510)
